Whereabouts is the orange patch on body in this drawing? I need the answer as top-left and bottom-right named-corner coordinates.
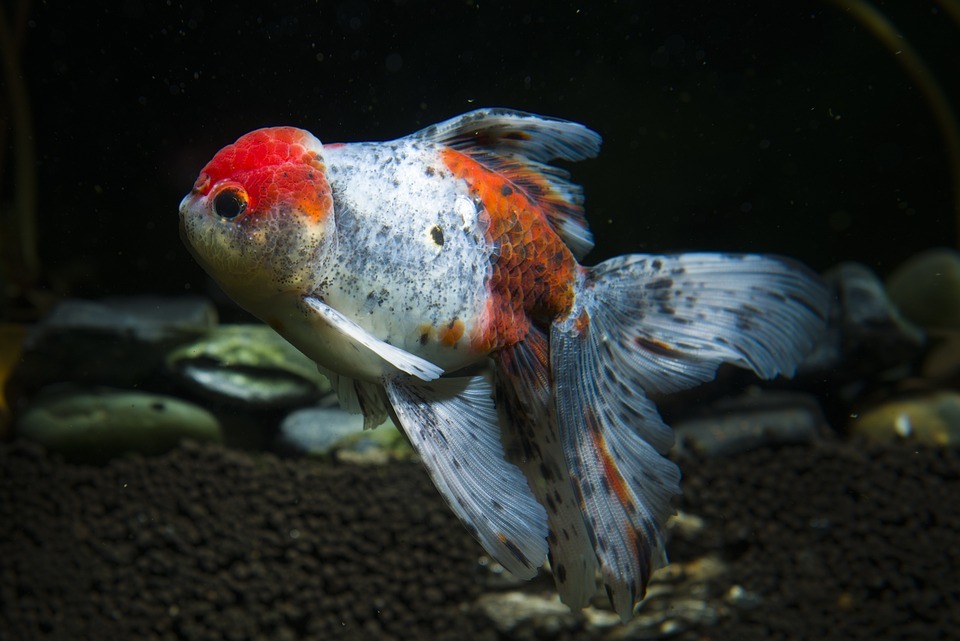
top-left (440, 148), bottom-right (578, 352)
top-left (438, 318), bottom-right (465, 347)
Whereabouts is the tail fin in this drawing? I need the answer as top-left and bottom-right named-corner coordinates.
top-left (550, 253), bottom-right (830, 620)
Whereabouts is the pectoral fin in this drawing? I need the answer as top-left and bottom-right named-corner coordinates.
top-left (303, 296), bottom-right (443, 381)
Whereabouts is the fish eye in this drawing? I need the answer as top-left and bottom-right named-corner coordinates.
top-left (212, 187), bottom-right (248, 220)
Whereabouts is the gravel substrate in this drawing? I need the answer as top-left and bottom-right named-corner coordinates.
top-left (2, 438), bottom-right (958, 640)
top-left (679, 442), bottom-right (960, 641)
top-left (0, 441), bottom-right (487, 641)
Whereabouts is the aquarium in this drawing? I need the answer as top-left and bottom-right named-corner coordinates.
top-left (2, 2), bottom-right (959, 640)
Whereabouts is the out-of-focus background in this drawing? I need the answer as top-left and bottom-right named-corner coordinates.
top-left (3, 0), bottom-right (958, 309)
top-left (2, 3), bottom-right (959, 641)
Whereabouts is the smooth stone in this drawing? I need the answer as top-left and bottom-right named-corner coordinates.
top-left (886, 248), bottom-right (960, 329)
top-left (16, 386), bottom-right (222, 464)
top-left (802, 262), bottom-right (924, 375)
top-left (274, 406), bottom-right (410, 461)
top-left (724, 584), bottom-right (764, 609)
top-left (849, 391), bottom-right (960, 446)
top-left (922, 330), bottom-right (960, 380)
top-left (30, 295), bottom-right (216, 343)
top-left (333, 423), bottom-right (413, 464)
top-left (276, 407), bottom-right (364, 456)
top-left (167, 325), bottom-right (332, 409)
top-left (8, 296), bottom-right (217, 397)
top-left (673, 390), bottom-right (828, 458)
top-left (475, 591), bottom-right (579, 636)
top-left (607, 555), bottom-right (726, 639)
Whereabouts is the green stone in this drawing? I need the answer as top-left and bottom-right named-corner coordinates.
top-left (166, 325), bottom-right (332, 407)
top-left (887, 248), bottom-right (960, 329)
top-left (17, 386), bottom-right (223, 464)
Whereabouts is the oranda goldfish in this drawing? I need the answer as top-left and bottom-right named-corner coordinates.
top-left (179, 109), bottom-right (828, 620)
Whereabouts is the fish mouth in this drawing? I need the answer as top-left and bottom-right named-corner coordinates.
top-left (178, 199), bottom-right (215, 273)
top-left (178, 214), bottom-right (205, 269)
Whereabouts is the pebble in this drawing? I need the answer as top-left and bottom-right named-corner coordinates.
top-left (30, 295), bottom-right (215, 344)
top-left (7, 296), bottom-right (216, 399)
top-left (849, 390), bottom-right (960, 446)
top-left (606, 555), bottom-right (727, 639)
top-left (886, 247), bottom-right (960, 329)
top-left (474, 591), bottom-right (579, 637)
top-left (922, 330), bottom-right (960, 381)
top-left (276, 407), bottom-right (362, 455)
top-left (166, 325), bottom-right (332, 409)
top-left (673, 390), bottom-right (828, 457)
top-left (474, 551), bottom-right (734, 639)
top-left (16, 385), bottom-right (222, 464)
top-left (802, 262), bottom-right (924, 375)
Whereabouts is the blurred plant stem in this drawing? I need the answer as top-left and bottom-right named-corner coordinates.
top-left (826, 0), bottom-right (960, 247)
top-left (0, 0), bottom-right (39, 311)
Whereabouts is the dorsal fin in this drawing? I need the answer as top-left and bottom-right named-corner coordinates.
top-left (406, 108), bottom-right (601, 259)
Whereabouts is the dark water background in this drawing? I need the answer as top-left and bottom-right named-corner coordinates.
top-left (9, 0), bottom-right (959, 301)
top-left (4, 4), bottom-right (960, 639)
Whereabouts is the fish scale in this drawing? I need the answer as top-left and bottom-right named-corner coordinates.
top-left (439, 147), bottom-right (577, 350)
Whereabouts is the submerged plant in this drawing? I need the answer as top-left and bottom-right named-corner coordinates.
top-left (826, 0), bottom-right (960, 246)
top-left (0, 0), bottom-right (38, 319)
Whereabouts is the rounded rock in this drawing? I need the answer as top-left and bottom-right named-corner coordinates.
top-left (886, 248), bottom-right (960, 329)
top-left (16, 386), bottom-right (223, 463)
top-left (166, 325), bottom-right (332, 409)
top-left (849, 391), bottom-right (960, 446)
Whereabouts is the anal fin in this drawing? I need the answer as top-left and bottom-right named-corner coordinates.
top-left (318, 364), bottom-right (390, 430)
top-left (383, 372), bottom-right (549, 579)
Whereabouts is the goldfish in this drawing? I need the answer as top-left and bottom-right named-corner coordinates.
top-left (179, 109), bottom-right (829, 620)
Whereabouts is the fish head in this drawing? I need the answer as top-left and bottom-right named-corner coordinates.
top-left (179, 127), bottom-right (335, 310)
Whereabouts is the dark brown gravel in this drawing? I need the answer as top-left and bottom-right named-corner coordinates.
top-left (2, 438), bottom-right (959, 641)
top-left (0, 440), bottom-right (491, 641)
top-left (678, 442), bottom-right (960, 641)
